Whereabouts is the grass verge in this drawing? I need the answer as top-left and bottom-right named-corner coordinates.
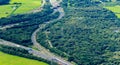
top-left (0, 51), bottom-right (48, 65)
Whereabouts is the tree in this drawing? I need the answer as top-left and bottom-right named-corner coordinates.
top-left (0, 0), bottom-right (10, 5)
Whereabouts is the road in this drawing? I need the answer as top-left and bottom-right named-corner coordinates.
top-left (0, 39), bottom-right (53, 61)
top-left (0, 0), bottom-right (45, 30)
top-left (0, 0), bottom-right (73, 65)
top-left (31, 0), bottom-right (73, 65)
top-left (0, 23), bottom-right (19, 30)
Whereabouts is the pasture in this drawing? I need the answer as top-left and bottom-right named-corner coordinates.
top-left (105, 5), bottom-right (120, 18)
top-left (0, 0), bottom-right (42, 18)
top-left (0, 51), bottom-right (48, 65)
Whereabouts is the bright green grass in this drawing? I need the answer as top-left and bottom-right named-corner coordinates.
top-left (0, 0), bottom-right (42, 18)
top-left (105, 5), bottom-right (120, 18)
top-left (0, 5), bottom-right (13, 17)
top-left (0, 51), bottom-right (48, 65)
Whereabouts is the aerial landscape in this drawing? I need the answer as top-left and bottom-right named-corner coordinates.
top-left (0, 0), bottom-right (120, 65)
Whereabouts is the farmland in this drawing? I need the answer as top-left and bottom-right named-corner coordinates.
top-left (0, 0), bottom-right (42, 18)
top-left (0, 51), bottom-right (48, 65)
top-left (105, 5), bottom-right (120, 18)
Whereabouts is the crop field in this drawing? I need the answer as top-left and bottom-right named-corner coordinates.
top-left (105, 6), bottom-right (120, 18)
top-left (0, 51), bottom-right (48, 65)
top-left (0, 0), bottom-right (42, 18)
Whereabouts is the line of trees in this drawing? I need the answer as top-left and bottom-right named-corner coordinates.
top-left (0, 0), bottom-right (10, 5)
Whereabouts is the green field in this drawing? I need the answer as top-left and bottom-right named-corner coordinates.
top-left (105, 5), bottom-right (120, 18)
top-left (0, 51), bottom-right (48, 65)
top-left (0, 0), bottom-right (42, 18)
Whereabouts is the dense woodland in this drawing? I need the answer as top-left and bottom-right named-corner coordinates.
top-left (37, 0), bottom-right (120, 65)
top-left (0, 4), bottom-right (59, 46)
top-left (0, 0), bottom-right (10, 5)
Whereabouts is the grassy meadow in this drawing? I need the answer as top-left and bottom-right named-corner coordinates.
top-left (0, 0), bottom-right (42, 18)
top-left (0, 51), bottom-right (48, 65)
top-left (105, 5), bottom-right (120, 18)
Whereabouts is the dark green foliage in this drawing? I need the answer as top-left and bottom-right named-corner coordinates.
top-left (0, 25), bottom-right (38, 46)
top-left (0, 4), bottom-right (59, 46)
top-left (0, 0), bottom-right (10, 5)
top-left (0, 6), bottom-right (53, 26)
top-left (37, 1), bottom-right (120, 65)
